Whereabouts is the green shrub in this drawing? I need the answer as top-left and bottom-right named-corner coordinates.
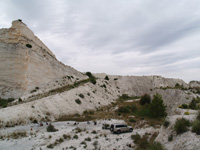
top-left (90, 78), bottom-right (96, 85)
top-left (47, 144), bottom-right (54, 149)
top-left (63, 134), bottom-right (71, 140)
top-left (175, 83), bottom-right (181, 88)
top-left (91, 130), bottom-right (97, 134)
top-left (85, 137), bottom-right (91, 141)
top-left (147, 142), bottom-right (165, 150)
top-left (83, 110), bottom-right (94, 115)
top-left (184, 112), bottom-right (190, 115)
top-left (168, 134), bottom-right (173, 141)
top-left (73, 134), bottom-right (78, 139)
top-left (9, 131), bottom-right (27, 139)
top-left (47, 124), bottom-right (58, 132)
top-left (75, 127), bottom-right (82, 133)
top-left (197, 111), bottom-right (200, 121)
top-left (85, 72), bottom-right (93, 78)
top-left (163, 120), bottom-right (170, 128)
top-left (131, 105), bottom-right (137, 112)
top-left (104, 76), bottom-right (109, 80)
top-left (30, 89), bottom-right (37, 93)
top-left (140, 94), bottom-right (151, 105)
top-left (75, 99), bottom-right (81, 104)
top-left (149, 93), bottom-right (166, 118)
top-left (136, 135), bottom-right (149, 149)
top-left (131, 134), bottom-right (164, 150)
top-left (189, 98), bottom-right (197, 109)
top-left (85, 72), bottom-right (96, 84)
top-left (33, 119), bottom-right (38, 124)
top-left (26, 44), bottom-right (32, 48)
top-left (174, 118), bottom-right (191, 135)
top-left (93, 141), bottom-right (98, 146)
top-left (181, 104), bottom-right (188, 109)
top-left (131, 134), bottom-right (141, 143)
top-left (120, 94), bottom-right (131, 100)
top-left (192, 120), bottom-right (200, 135)
top-left (137, 105), bottom-right (151, 117)
top-left (0, 97), bottom-right (15, 108)
top-left (129, 118), bottom-right (136, 123)
top-left (79, 94), bottom-right (84, 98)
top-left (118, 106), bottom-right (130, 113)
top-left (101, 84), bottom-right (106, 88)
top-left (18, 98), bottom-right (22, 102)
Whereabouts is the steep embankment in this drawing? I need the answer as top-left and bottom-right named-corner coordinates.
top-left (0, 74), bottom-right (191, 127)
top-left (0, 20), bottom-right (86, 99)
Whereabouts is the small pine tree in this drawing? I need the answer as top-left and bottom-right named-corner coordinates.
top-left (104, 76), bottom-right (109, 80)
top-left (149, 93), bottom-right (166, 118)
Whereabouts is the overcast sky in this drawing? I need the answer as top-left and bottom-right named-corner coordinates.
top-left (0, 0), bottom-right (200, 82)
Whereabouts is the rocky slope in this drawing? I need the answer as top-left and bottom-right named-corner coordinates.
top-left (0, 20), bottom-right (86, 99)
top-left (0, 74), bottom-right (192, 128)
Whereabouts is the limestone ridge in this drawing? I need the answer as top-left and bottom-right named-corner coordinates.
top-left (0, 20), bottom-right (87, 98)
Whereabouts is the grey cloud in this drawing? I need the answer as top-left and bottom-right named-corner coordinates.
top-left (1, 0), bottom-right (200, 82)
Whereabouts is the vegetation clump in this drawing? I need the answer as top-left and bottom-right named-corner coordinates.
top-left (75, 99), bottom-right (81, 104)
top-left (140, 94), bottom-right (151, 105)
top-left (8, 131), bottom-right (27, 139)
top-left (73, 134), bottom-right (78, 139)
top-left (118, 106), bottom-right (130, 113)
top-left (181, 104), bottom-right (188, 109)
top-left (0, 97), bottom-right (15, 108)
top-left (168, 134), bottom-right (173, 141)
top-left (26, 44), bottom-right (32, 48)
top-left (184, 112), bottom-right (190, 115)
top-left (131, 134), bottom-right (165, 150)
top-left (192, 120), bottom-right (200, 135)
top-left (163, 120), bottom-right (170, 128)
top-left (47, 124), bottom-right (58, 132)
top-left (85, 137), bottom-right (91, 141)
top-left (104, 75), bottom-right (109, 80)
top-left (47, 144), bottom-right (54, 149)
top-left (85, 72), bottom-right (97, 85)
top-left (117, 104), bottom-right (137, 114)
top-left (63, 134), bottom-right (71, 140)
top-left (137, 93), bottom-right (166, 118)
top-left (174, 118), bottom-right (190, 135)
top-left (79, 94), bottom-right (84, 98)
top-left (191, 112), bottom-right (200, 135)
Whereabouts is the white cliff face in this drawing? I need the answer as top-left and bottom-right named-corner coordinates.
top-left (0, 20), bottom-right (87, 98)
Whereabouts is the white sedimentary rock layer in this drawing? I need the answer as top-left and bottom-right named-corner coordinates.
top-left (0, 20), bottom-right (86, 98)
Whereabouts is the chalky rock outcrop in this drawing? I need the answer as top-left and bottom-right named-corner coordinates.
top-left (0, 20), bottom-right (86, 98)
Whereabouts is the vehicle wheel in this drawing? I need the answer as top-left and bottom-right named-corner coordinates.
top-left (117, 130), bottom-right (121, 134)
top-left (129, 128), bottom-right (133, 132)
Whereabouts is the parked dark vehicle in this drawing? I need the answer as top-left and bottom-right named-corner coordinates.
top-left (110, 124), bottom-right (133, 134)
